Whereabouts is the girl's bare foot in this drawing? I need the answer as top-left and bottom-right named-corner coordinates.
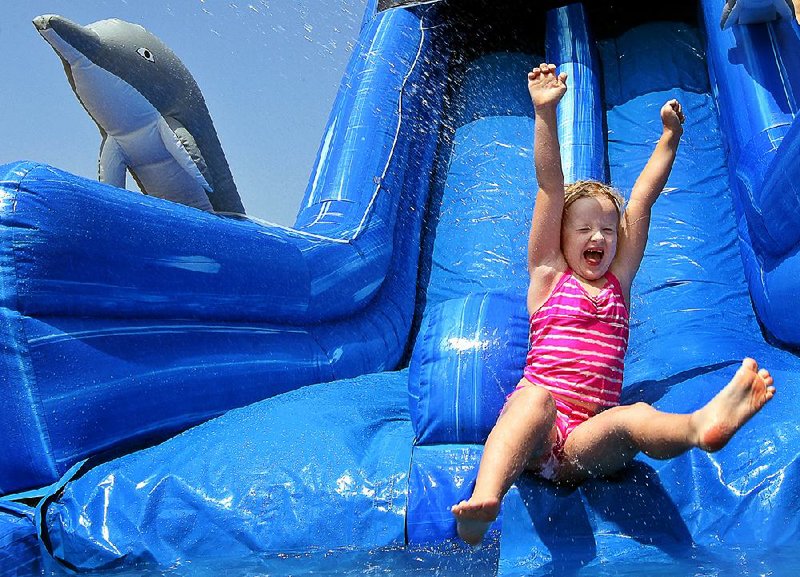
top-left (692, 358), bottom-right (775, 452)
top-left (451, 497), bottom-right (501, 546)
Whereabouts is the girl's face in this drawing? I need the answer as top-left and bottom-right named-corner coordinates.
top-left (561, 195), bottom-right (619, 282)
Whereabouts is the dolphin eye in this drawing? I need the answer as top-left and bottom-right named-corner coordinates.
top-left (136, 47), bottom-right (154, 62)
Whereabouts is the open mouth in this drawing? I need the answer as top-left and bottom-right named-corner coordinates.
top-left (584, 248), bottom-right (604, 266)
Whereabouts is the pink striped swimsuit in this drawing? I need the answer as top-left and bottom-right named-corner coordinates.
top-left (518, 268), bottom-right (629, 479)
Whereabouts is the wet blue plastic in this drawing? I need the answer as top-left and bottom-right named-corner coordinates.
top-left (41, 372), bottom-right (414, 567)
top-left (408, 291), bottom-right (527, 445)
top-left (0, 5), bottom-right (447, 495)
top-left (2, 1), bottom-right (800, 575)
top-left (0, 503), bottom-right (40, 577)
top-left (703, 0), bottom-right (800, 344)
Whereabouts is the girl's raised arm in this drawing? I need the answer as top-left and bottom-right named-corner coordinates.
top-left (527, 64), bottom-right (568, 274)
top-left (613, 99), bottom-right (684, 291)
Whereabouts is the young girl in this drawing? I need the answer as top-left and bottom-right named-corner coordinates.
top-left (451, 63), bottom-right (776, 546)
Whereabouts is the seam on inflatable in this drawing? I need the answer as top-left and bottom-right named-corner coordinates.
top-left (767, 24), bottom-right (797, 114)
top-left (0, 162), bottom-right (59, 481)
top-left (223, 9), bottom-right (429, 247)
top-left (375, 293), bottom-right (406, 360)
top-left (352, 7), bottom-right (429, 239)
top-left (306, 198), bottom-right (333, 229)
top-left (303, 327), bottom-right (340, 384)
top-left (10, 164), bottom-right (59, 477)
top-left (473, 293), bottom-right (491, 444)
top-left (214, 211), bottom-right (353, 244)
top-left (453, 298), bottom-right (467, 443)
top-left (403, 441), bottom-right (415, 544)
top-left (25, 323), bottom-right (307, 348)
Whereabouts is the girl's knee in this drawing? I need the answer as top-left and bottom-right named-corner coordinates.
top-left (507, 382), bottom-right (556, 419)
top-left (611, 401), bottom-right (656, 426)
top-left (629, 401), bottom-right (656, 416)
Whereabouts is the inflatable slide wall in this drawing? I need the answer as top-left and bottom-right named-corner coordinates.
top-left (1, 0), bottom-right (800, 573)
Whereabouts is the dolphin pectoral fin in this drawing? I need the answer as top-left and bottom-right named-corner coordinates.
top-left (159, 117), bottom-right (213, 192)
top-left (99, 135), bottom-right (128, 188)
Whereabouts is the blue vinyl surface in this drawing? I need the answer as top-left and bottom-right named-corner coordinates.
top-left (40, 372), bottom-right (413, 568)
top-left (702, 0), bottom-right (800, 344)
top-left (0, 4), bottom-right (447, 495)
top-left (2, 1), bottom-right (800, 574)
top-left (0, 503), bottom-right (40, 577)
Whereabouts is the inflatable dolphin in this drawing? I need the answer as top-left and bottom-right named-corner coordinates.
top-left (33, 15), bottom-right (245, 214)
top-left (720, 0), bottom-right (796, 28)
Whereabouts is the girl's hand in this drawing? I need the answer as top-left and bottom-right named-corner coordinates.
top-left (528, 63), bottom-right (567, 111)
top-left (661, 99), bottom-right (685, 135)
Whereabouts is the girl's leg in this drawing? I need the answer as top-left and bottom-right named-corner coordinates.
top-left (452, 382), bottom-right (557, 545)
top-left (558, 358), bottom-right (775, 482)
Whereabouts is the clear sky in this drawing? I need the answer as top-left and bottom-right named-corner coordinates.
top-left (1, 0), bottom-right (367, 225)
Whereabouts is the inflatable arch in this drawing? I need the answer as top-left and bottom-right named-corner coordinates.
top-left (2, 0), bottom-right (800, 573)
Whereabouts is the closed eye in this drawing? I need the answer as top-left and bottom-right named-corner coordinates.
top-left (137, 47), bottom-right (155, 62)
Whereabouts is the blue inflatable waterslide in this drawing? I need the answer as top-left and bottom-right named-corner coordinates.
top-left (2, 0), bottom-right (800, 573)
